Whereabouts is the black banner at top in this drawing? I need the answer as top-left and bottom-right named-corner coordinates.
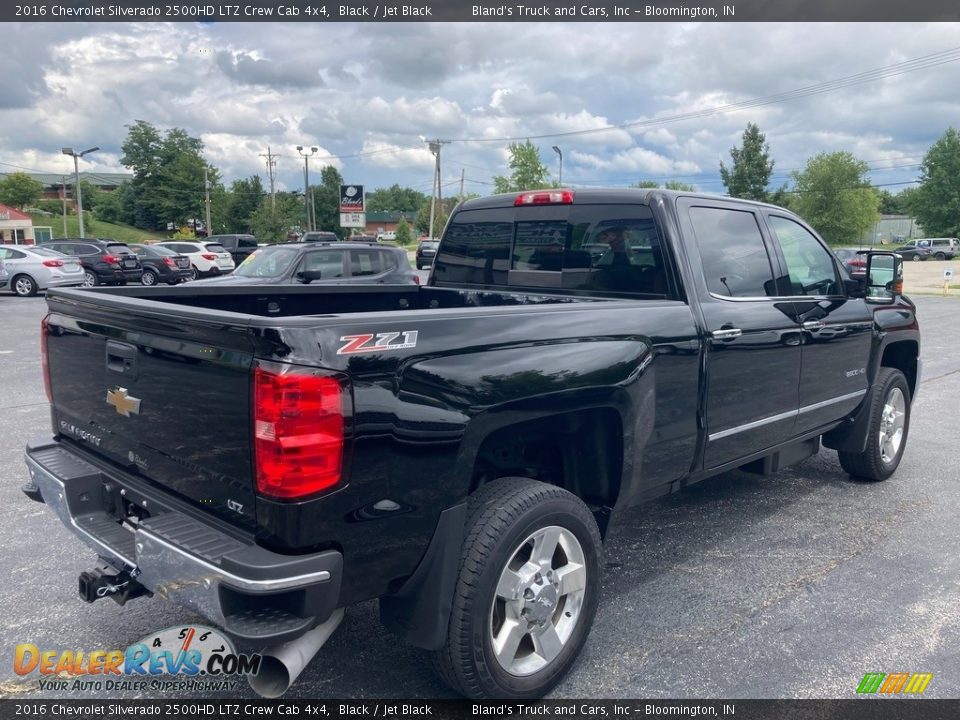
top-left (5, 0), bottom-right (960, 23)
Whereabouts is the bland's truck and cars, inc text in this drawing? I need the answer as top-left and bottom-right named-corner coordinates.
top-left (23, 189), bottom-right (919, 698)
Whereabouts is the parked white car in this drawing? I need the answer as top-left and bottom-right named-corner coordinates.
top-left (0, 245), bottom-right (85, 296)
top-left (155, 241), bottom-right (235, 279)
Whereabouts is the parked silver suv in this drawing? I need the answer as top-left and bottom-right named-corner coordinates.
top-left (905, 237), bottom-right (958, 260)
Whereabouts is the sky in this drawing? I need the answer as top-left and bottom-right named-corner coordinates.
top-left (1, 21), bottom-right (959, 201)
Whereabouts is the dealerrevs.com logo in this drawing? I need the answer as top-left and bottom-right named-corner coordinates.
top-left (14, 625), bottom-right (261, 692)
top-left (856, 672), bottom-right (933, 695)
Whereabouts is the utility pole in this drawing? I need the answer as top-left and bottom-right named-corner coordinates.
top-left (61, 146), bottom-right (99, 238)
top-left (204, 167), bottom-right (213, 238)
top-left (424, 138), bottom-right (449, 238)
top-left (459, 168), bottom-right (465, 203)
top-left (260, 147), bottom-right (279, 211)
top-left (60, 177), bottom-right (68, 236)
top-left (297, 146), bottom-right (318, 232)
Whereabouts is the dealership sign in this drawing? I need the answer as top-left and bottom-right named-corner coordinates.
top-left (339, 185), bottom-right (365, 227)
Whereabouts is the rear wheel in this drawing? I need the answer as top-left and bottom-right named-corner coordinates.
top-left (13, 274), bottom-right (38, 297)
top-left (935, 252), bottom-right (946, 261)
top-left (433, 477), bottom-right (601, 699)
top-left (140, 269), bottom-right (158, 286)
top-left (82, 271), bottom-right (98, 287)
top-left (188, 266), bottom-right (199, 281)
top-left (838, 368), bottom-right (911, 481)
top-left (912, 254), bottom-right (922, 261)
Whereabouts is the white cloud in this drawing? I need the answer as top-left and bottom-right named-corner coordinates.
top-left (0, 21), bottom-right (957, 197)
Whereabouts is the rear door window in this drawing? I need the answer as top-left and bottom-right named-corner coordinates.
top-left (107, 244), bottom-right (134, 256)
top-left (350, 249), bottom-right (384, 277)
top-left (688, 206), bottom-right (777, 298)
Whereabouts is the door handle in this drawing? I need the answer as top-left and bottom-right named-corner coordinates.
top-left (802, 320), bottom-right (825, 331)
top-left (710, 327), bottom-right (742, 340)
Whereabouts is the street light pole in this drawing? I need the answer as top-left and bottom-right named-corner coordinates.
top-left (61, 146), bottom-right (99, 238)
top-left (297, 146), bottom-right (319, 232)
top-left (552, 145), bottom-right (563, 186)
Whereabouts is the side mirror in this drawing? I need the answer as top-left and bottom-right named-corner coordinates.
top-left (864, 251), bottom-right (903, 304)
top-left (297, 270), bottom-right (323, 284)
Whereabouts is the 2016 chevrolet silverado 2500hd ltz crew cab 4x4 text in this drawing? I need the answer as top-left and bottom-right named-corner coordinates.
top-left (23, 189), bottom-right (920, 699)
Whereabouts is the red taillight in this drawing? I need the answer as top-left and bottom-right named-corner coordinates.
top-left (163, 257), bottom-right (177, 268)
top-left (412, 275), bottom-right (420, 285)
top-left (40, 317), bottom-right (52, 402)
top-left (254, 366), bottom-right (345, 499)
top-left (42, 259), bottom-right (64, 268)
top-left (514, 189), bottom-right (574, 206)
top-left (201, 253), bottom-right (217, 261)
top-left (102, 254), bottom-right (120, 265)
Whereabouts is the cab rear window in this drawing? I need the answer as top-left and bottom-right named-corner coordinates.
top-left (433, 205), bottom-right (669, 297)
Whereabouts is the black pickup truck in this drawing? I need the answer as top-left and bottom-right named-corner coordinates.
top-left (24, 189), bottom-right (920, 699)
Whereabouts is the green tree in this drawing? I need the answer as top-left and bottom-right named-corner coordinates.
top-left (311, 165), bottom-right (346, 238)
top-left (492, 140), bottom-right (550, 193)
top-left (120, 120), bottom-right (217, 231)
top-left (911, 127), bottom-right (960, 237)
top-left (790, 151), bottom-right (880, 246)
top-left (394, 216), bottom-right (412, 246)
top-left (415, 197), bottom-right (454, 237)
top-left (226, 176), bottom-right (264, 232)
top-left (366, 184), bottom-right (427, 213)
top-left (720, 123), bottom-right (776, 201)
top-left (0, 172), bottom-right (44, 209)
top-left (630, 180), bottom-right (696, 191)
top-left (250, 192), bottom-right (302, 243)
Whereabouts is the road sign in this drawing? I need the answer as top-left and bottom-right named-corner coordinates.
top-left (340, 212), bottom-right (365, 228)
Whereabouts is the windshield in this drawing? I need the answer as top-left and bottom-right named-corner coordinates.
top-left (235, 247), bottom-right (299, 278)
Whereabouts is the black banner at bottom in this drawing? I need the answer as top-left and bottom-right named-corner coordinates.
top-left (0, 700), bottom-right (958, 720)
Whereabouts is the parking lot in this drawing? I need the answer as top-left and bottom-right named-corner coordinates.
top-left (1, 294), bottom-right (958, 700)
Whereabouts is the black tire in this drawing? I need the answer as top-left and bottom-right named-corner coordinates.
top-left (82, 270), bottom-right (99, 287)
top-left (188, 266), bottom-right (199, 281)
top-left (140, 269), bottom-right (158, 286)
top-left (838, 368), bottom-right (911, 481)
top-left (416, 262), bottom-right (423, 270)
top-left (911, 254), bottom-right (922, 261)
top-left (433, 478), bottom-right (602, 699)
top-left (12, 274), bottom-right (38, 297)
top-left (935, 252), bottom-right (946, 261)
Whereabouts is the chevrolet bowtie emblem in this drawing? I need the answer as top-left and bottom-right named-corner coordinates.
top-left (106, 388), bottom-right (141, 417)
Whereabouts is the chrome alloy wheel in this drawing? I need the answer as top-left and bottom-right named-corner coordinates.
top-left (489, 525), bottom-right (587, 676)
top-left (879, 386), bottom-right (906, 464)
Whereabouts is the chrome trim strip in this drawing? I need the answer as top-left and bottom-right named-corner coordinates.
top-left (797, 389), bottom-right (867, 415)
top-left (709, 389), bottom-right (868, 441)
top-left (708, 408), bottom-right (798, 441)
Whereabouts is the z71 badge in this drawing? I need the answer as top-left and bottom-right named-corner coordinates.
top-left (338, 331), bottom-right (419, 355)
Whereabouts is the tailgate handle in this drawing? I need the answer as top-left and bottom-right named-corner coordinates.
top-left (106, 341), bottom-right (139, 379)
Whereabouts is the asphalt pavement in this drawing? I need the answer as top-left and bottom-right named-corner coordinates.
top-left (0, 293), bottom-right (958, 700)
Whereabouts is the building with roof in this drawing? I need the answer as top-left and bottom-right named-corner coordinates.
top-left (0, 171), bottom-right (133, 208)
top-left (364, 210), bottom-right (416, 237)
top-left (0, 204), bottom-right (35, 244)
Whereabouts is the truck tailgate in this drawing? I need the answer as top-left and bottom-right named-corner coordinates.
top-left (44, 299), bottom-right (258, 530)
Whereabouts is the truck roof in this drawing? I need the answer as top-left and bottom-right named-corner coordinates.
top-left (457, 187), bottom-right (785, 212)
